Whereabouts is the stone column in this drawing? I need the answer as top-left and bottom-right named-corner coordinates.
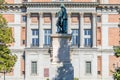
top-left (102, 53), bottom-right (109, 79)
top-left (39, 13), bottom-right (43, 48)
top-left (52, 13), bottom-right (57, 34)
top-left (26, 13), bottom-right (31, 48)
top-left (67, 13), bottom-right (71, 34)
top-left (79, 13), bottom-right (84, 48)
top-left (92, 13), bottom-right (97, 48)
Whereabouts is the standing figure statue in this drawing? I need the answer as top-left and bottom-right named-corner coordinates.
top-left (56, 4), bottom-right (68, 33)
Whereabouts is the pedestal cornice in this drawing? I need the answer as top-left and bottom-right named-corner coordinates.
top-left (51, 34), bottom-right (72, 39)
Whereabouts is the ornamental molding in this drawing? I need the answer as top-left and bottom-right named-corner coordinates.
top-left (23, 2), bottom-right (99, 8)
top-left (1, 3), bottom-right (120, 13)
top-left (98, 4), bottom-right (120, 8)
top-left (2, 2), bottom-right (99, 9)
top-left (97, 4), bottom-right (120, 13)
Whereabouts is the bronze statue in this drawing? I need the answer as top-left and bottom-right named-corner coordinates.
top-left (56, 4), bottom-right (67, 33)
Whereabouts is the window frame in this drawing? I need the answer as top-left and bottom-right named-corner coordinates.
top-left (85, 61), bottom-right (92, 74)
top-left (22, 15), bottom-right (27, 22)
top-left (31, 29), bottom-right (39, 47)
top-left (31, 61), bottom-right (37, 75)
top-left (84, 38), bottom-right (92, 47)
top-left (44, 29), bottom-right (51, 46)
top-left (97, 16), bottom-right (101, 23)
top-left (71, 29), bottom-right (79, 46)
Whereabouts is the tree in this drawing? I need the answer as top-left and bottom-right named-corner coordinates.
top-left (0, 0), bottom-right (17, 73)
top-left (114, 46), bottom-right (120, 57)
top-left (113, 46), bottom-right (120, 80)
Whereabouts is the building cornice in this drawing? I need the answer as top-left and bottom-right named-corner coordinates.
top-left (1, 3), bottom-right (120, 13)
top-left (22, 2), bottom-right (99, 8)
top-left (98, 4), bottom-right (120, 8)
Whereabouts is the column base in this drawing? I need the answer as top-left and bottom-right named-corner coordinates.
top-left (92, 46), bottom-right (97, 48)
top-left (80, 46), bottom-right (84, 48)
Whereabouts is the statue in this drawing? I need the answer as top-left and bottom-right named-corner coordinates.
top-left (56, 4), bottom-right (68, 33)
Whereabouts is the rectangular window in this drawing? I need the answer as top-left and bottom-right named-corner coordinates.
top-left (84, 29), bottom-right (92, 47)
top-left (31, 29), bottom-right (39, 47)
top-left (86, 61), bottom-right (91, 74)
top-left (97, 16), bottom-right (101, 22)
top-left (44, 29), bottom-right (51, 46)
top-left (31, 61), bottom-right (37, 74)
top-left (32, 29), bottom-right (39, 36)
top-left (22, 40), bottom-right (25, 45)
top-left (32, 38), bottom-right (39, 46)
top-left (84, 38), bottom-right (92, 47)
top-left (22, 15), bottom-right (27, 22)
top-left (84, 29), bottom-right (92, 35)
top-left (72, 29), bottom-right (79, 46)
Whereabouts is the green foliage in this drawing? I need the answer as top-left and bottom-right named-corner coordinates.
top-left (46, 78), bottom-right (49, 80)
top-left (0, 45), bottom-right (17, 72)
top-left (0, 14), bottom-right (7, 28)
top-left (0, 0), bottom-right (17, 73)
top-left (114, 46), bottom-right (120, 57)
top-left (0, 26), bottom-right (14, 44)
top-left (74, 78), bottom-right (79, 80)
top-left (112, 68), bottom-right (120, 80)
top-left (0, 0), bottom-right (7, 10)
top-left (112, 46), bottom-right (120, 79)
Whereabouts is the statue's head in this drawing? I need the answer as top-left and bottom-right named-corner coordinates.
top-left (60, 4), bottom-right (65, 8)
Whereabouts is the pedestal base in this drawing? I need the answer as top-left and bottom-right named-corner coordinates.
top-left (50, 63), bottom-right (74, 80)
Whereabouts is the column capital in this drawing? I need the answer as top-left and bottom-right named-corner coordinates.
top-left (26, 12), bottom-right (31, 17)
top-left (79, 12), bottom-right (84, 15)
top-left (67, 13), bottom-right (71, 17)
top-left (26, 12), bottom-right (31, 14)
top-left (39, 12), bottom-right (43, 18)
top-left (39, 12), bottom-right (43, 15)
top-left (52, 12), bottom-right (56, 17)
top-left (92, 13), bottom-right (97, 16)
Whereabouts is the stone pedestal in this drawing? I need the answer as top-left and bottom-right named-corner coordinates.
top-left (50, 34), bottom-right (74, 80)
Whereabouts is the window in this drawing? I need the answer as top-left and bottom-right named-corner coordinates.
top-left (22, 40), bottom-right (25, 45)
top-left (32, 38), bottom-right (39, 46)
top-left (84, 29), bottom-right (92, 35)
top-left (22, 15), bottom-right (27, 22)
top-left (21, 7), bottom-right (26, 12)
top-left (31, 29), bottom-right (39, 47)
top-left (44, 29), bottom-right (51, 46)
top-left (84, 38), bottom-right (92, 47)
top-left (32, 29), bottom-right (39, 36)
top-left (84, 29), bottom-right (92, 47)
top-left (97, 16), bottom-right (101, 22)
top-left (72, 29), bottom-right (79, 46)
top-left (86, 61), bottom-right (91, 74)
top-left (21, 27), bottom-right (26, 45)
top-left (31, 61), bottom-right (37, 74)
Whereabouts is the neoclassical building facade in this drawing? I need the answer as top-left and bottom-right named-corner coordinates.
top-left (0, 0), bottom-right (120, 80)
